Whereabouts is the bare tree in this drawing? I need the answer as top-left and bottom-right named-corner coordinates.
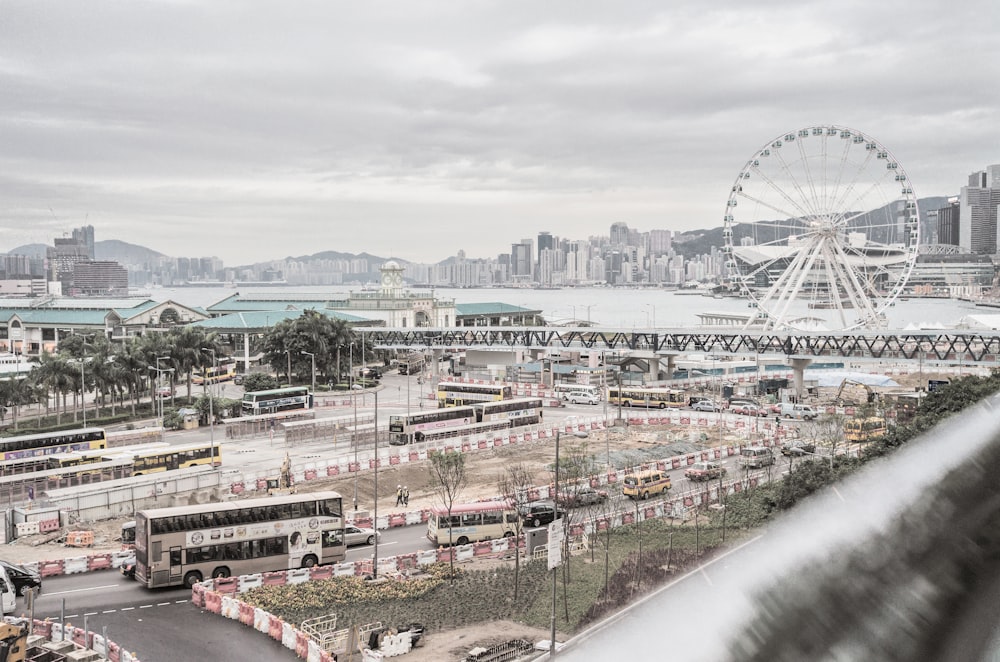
top-left (803, 412), bottom-right (848, 467)
top-left (497, 462), bottom-right (534, 600)
top-left (428, 449), bottom-right (467, 579)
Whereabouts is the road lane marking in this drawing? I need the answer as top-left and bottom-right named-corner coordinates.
top-left (43, 584), bottom-right (121, 596)
top-left (102, 610), bottom-right (116, 614)
top-left (84, 612), bottom-right (99, 616)
top-left (121, 607), bottom-right (135, 611)
top-left (157, 602), bottom-right (170, 606)
top-left (139, 605), bottom-right (153, 609)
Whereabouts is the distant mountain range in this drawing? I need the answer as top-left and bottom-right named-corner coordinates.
top-left (4, 195), bottom-right (954, 267)
top-left (5, 239), bottom-right (168, 265)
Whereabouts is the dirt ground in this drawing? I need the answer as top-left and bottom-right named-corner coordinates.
top-left (1, 422), bottom-right (732, 567)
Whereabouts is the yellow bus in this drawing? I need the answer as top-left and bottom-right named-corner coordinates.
top-left (844, 417), bottom-right (887, 443)
top-left (121, 441), bottom-right (222, 474)
top-left (608, 387), bottom-right (685, 409)
top-left (192, 357), bottom-right (237, 385)
top-left (622, 469), bottom-right (672, 500)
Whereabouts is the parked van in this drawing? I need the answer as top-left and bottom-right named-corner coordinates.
top-left (622, 469), bottom-right (672, 500)
top-left (0, 566), bottom-right (17, 614)
top-left (738, 446), bottom-right (775, 469)
top-left (779, 403), bottom-right (819, 420)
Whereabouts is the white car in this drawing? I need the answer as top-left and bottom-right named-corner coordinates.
top-left (565, 391), bottom-right (600, 405)
top-left (344, 525), bottom-right (379, 547)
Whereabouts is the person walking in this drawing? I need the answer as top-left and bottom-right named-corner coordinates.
top-left (402, 486), bottom-right (410, 506)
top-left (395, 485), bottom-right (403, 506)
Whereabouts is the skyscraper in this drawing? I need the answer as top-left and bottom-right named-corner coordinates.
top-left (959, 165), bottom-right (1000, 254)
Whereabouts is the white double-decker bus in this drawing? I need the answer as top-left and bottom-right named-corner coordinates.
top-left (133, 490), bottom-right (346, 589)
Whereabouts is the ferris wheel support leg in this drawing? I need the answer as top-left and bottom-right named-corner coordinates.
top-left (790, 358), bottom-right (813, 400)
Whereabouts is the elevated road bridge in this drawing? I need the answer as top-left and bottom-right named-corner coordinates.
top-left (364, 326), bottom-right (1000, 396)
top-left (364, 326), bottom-right (1000, 364)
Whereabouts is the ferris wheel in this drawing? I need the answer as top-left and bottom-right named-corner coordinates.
top-left (723, 125), bottom-right (920, 331)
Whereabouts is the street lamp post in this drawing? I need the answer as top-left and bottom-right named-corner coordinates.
top-left (201, 348), bottom-right (218, 469)
top-left (150, 360), bottom-right (174, 427)
top-left (72, 359), bottom-right (87, 427)
top-left (550, 429), bottom-right (588, 656)
top-left (300, 351), bottom-right (316, 394)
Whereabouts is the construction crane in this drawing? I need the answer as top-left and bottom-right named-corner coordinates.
top-left (835, 379), bottom-right (880, 406)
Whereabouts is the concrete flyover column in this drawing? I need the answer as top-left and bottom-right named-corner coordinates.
top-left (663, 353), bottom-right (679, 380)
top-left (790, 358), bottom-right (813, 399)
top-left (431, 348), bottom-right (443, 382)
top-left (647, 357), bottom-right (660, 383)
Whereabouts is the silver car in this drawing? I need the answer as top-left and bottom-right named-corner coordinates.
top-left (691, 400), bottom-right (721, 412)
top-left (344, 525), bottom-right (379, 547)
top-left (566, 391), bottom-right (600, 405)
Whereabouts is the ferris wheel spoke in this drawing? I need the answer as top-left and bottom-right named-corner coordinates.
top-left (772, 239), bottom-right (829, 325)
top-left (736, 190), bottom-right (807, 225)
top-left (828, 243), bottom-right (882, 316)
top-left (796, 138), bottom-right (825, 217)
top-left (754, 239), bottom-right (822, 323)
top-left (754, 161), bottom-right (812, 217)
top-left (825, 135), bottom-right (858, 213)
top-left (771, 148), bottom-right (822, 219)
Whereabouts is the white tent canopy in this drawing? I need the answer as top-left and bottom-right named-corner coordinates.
top-left (802, 370), bottom-right (900, 388)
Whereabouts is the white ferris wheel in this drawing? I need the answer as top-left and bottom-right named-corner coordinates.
top-left (723, 125), bottom-right (920, 331)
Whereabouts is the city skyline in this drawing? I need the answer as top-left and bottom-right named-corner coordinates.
top-left (1, 2), bottom-right (997, 264)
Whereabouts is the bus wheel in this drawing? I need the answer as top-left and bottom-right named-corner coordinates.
top-left (301, 555), bottom-right (318, 569)
top-left (503, 531), bottom-right (514, 537)
top-left (183, 571), bottom-right (204, 588)
top-left (641, 491), bottom-right (649, 500)
top-left (659, 403), bottom-right (667, 409)
top-left (456, 536), bottom-right (470, 546)
top-left (212, 567), bottom-right (231, 579)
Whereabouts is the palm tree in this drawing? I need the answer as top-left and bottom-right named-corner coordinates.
top-left (32, 352), bottom-right (75, 425)
top-left (168, 326), bottom-right (213, 400)
top-left (0, 376), bottom-right (34, 432)
top-left (115, 339), bottom-right (149, 417)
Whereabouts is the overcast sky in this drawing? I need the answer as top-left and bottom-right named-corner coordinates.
top-left (1, 1), bottom-right (997, 265)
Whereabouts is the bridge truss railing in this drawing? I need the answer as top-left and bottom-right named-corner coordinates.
top-left (360, 326), bottom-right (1000, 363)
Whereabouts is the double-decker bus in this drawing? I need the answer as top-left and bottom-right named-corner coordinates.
top-left (607, 387), bottom-right (685, 409)
top-left (476, 397), bottom-right (544, 427)
top-left (437, 382), bottom-right (512, 408)
top-left (844, 417), bottom-right (887, 443)
top-left (389, 406), bottom-right (477, 445)
top-left (192, 357), bottom-right (237, 385)
top-left (0, 427), bottom-right (107, 463)
top-left (242, 386), bottom-right (313, 415)
top-left (426, 500), bottom-right (518, 546)
top-left (133, 490), bottom-right (346, 589)
top-left (396, 352), bottom-right (425, 376)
